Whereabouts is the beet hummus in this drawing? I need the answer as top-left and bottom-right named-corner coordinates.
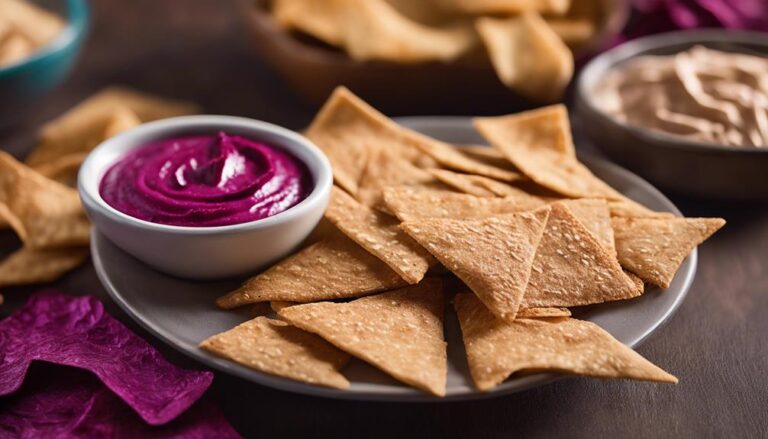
top-left (100, 132), bottom-right (312, 227)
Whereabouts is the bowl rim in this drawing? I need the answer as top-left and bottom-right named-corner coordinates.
top-left (0, 0), bottom-right (89, 75)
top-left (78, 115), bottom-right (333, 236)
top-left (576, 28), bottom-right (768, 155)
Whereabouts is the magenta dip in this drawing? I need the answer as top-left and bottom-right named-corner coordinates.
top-left (99, 132), bottom-right (312, 227)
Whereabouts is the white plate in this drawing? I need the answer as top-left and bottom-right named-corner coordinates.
top-left (93, 117), bottom-right (696, 401)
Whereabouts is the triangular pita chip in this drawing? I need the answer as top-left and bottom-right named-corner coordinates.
top-left (402, 208), bottom-right (550, 321)
top-left (476, 13), bottom-right (573, 102)
top-left (325, 187), bottom-right (434, 284)
top-left (431, 0), bottom-right (569, 15)
top-left (274, 0), bottom-right (475, 63)
top-left (0, 152), bottom-right (90, 249)
top-left (521, 202), bottom-right (639, 309)
top-left (612, 216), bottom-right (725, 288)
top-left (279, 278), bottom-right (447, 396)
top-left (382, 186), bottom-right (547, 222)
top-left (428, 169), bottom-right (524, 198)
top-left (548, 18), bottom-right (596, 47)
top-left (356, 147), bottom-right (443, 210)
top-left (475, 105), bottom-right (628, 199)
top-left (0, 0), bottom-right (64, 46)
top-left (454, 293), bottom-right (678, 391)
top-left (459, 146), bottom-right (519, 172)
top-left (608, 198), bottom-right (675, 219)
top-left (557, 198), bottom-right (615, 254)
top-left (27, 88), bottom-right (198, 166)
top-left (216, 230), bottom-right (407, 309)
top-left (200, 317), bottom-right (350, 389)
top-left (305, 87), bottom-right (434, 194)
top-left (0, 246), bottom-right (89, 288)
top-left (32, 152), bottom-right (90, 187)
top-left (517, 307), bottom-right (571, 319)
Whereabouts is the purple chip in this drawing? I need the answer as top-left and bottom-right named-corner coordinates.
top-left (0, 290), bottom-right (214, 426)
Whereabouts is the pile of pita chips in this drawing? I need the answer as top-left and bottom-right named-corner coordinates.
top-left (0, 88), bottom-right (199, 289)
top-left (266, 0), bottom-right (608, 101)
top-left (0, 152), bottom-right (90, 288)
top-left (208, 87), bottom-right (724, 394)
top-left (0, 0), bottom-right (64, 68)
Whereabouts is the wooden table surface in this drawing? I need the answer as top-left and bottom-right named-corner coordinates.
top-left (1, 1), bottom-right (766, 437)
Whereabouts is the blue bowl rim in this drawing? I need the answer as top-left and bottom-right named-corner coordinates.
top-left (0, 0), bottom-right (89, 75)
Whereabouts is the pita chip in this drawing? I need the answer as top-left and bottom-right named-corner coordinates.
top-left (521, 203), bottom-right (639, 309)
top-left (517, 307), bottom-right (571, 319)
top-left (356, 147), bottom-right (443, 210)
top-left (0, 246), bottom-right (89, 288)
top-left (547, 18), bottom-right (596, 47)
top-left (431, 0), bottom-right (570, 15)
top-left (200, 317), bottom-right (350, 389)
top-left (475, 105), bottom-right (630, 200)
top-left (476, 14), bottom-right (573, 102)
top-left (305, 87), bottom-right (434, 194)
top-left (325, 186), bottom-right (434, 284)
top-left (454, 293), bottom-right (678, 391)
top-left (382, 186), bottom-right (546, 223)
top-left (557, 198), bottom-right (615, 254)
top-left (402, 208), bottom-right (550, 321)
top-left (216, 230), bottom-right (407, 309)
top-left (279, 278), bottom-right (447, 396)
top-left (613, 216), bottom-right (725, 288)
top-left (275, 0), bottom-right (475, 63)
top-left (428, 169), bottom-right (525, 198)
top-left (0, 152), bottom-right (90, 249)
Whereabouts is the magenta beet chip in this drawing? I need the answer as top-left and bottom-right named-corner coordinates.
top-left (0, 365), bottom-right (240, 438)
top-left (0, 290), bottom-right (214, 426)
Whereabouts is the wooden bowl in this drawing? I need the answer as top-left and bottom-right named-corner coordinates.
top-left (242, 0), bottom-right (629, 114)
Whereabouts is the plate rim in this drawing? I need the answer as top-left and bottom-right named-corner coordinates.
top-left (93, 116), bottom-right (696, 402)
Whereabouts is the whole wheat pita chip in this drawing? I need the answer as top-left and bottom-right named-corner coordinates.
top-left (547, 18), bottom-right (596, 47)
top-left (402, 208), bottom-right (550, 321)
top-left (382, 186), bottom-right (547, 223)
top-left (612, 217), bottom-right (725, 288)
top-left (476, 14), bottom-right (573, 102)
top-left (270, 301), bottom-right (297, 313)
top-left (279, 278), bottom-right (447, 396)
top-left (475, 106), bottom-right (628, 200)
top-left (26, 88), bottom-right (198, 166)
top-left (454, 293), bottom-right (678, 391)
top-left (0, 152), bottom-right (90, 249)
top-left (557, 198), bottom-right (615, 254)
top-left (325, 186), bottom-right (434, 284)
top-left (459, 146), bottom-right (519, 172)
top-left (517, 307), bottom-right (571, 319)
top-left (30, 108), bottom-right (141, 186)
top-left (274, 0), bottom-right (475, 63)
top-left (521, 202), bottom-right (639, 309)
top-left (356, 146), bottom-right (444, 210)
top-left (216, 230), bottom-right (407, 309)
top-left (428, 169), bottom-right (525, 198)
top-left (0, 246), bottom-right (89, 288)
top-left (305, 87), bottom-right (433, 194)
top-left (32, 152), bottom-right (90, 187)
top-left (200, 317), bottom-right (350, 389)
top-left (431, 0), bottom-right (570, 15)
top-left (608, 198), bottom-right (675, 219)
top-left (0, 0), bottom-right (63, 46)
top-left (0, 31), bottom-right (33, 66)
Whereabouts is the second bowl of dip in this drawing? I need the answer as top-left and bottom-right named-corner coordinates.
top-left (79, 115), bottom-right (332, 279)
top-left (576, 30), bottom-right (768, 200)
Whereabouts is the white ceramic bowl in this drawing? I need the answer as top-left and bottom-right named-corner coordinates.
top-left (78, 115), bottom-right (332, 279)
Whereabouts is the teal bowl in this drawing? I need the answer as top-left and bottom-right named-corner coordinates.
top-left (0, 0), bottom-right (89, 125)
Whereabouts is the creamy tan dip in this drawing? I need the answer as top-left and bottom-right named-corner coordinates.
top-left (595, 46), bottom-right (768, 148)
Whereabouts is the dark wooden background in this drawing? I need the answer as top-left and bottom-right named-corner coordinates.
top-left (1, 1), bottom-right (766, 437)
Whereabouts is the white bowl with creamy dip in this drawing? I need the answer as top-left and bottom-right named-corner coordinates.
top-left (79, 115), bottom-right (333, 279)
top-left (576, 30), bottom-right (768, 200)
